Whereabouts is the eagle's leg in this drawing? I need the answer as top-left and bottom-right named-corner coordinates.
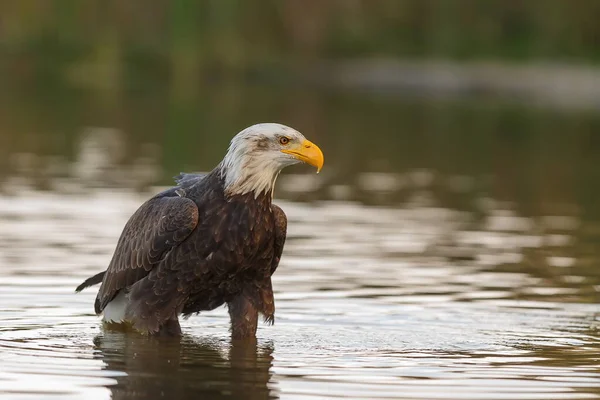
top-left (228, 294), bottom-right (258, 340)
top-left (259, 280), bottom-right (275, 325)
top-left (156, 317), bottom-right (182, 336)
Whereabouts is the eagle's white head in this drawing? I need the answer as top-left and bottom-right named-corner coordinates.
top-left (219, 123), bottom-right (324, 197)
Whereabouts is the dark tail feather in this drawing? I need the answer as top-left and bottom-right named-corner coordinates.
top-left (75, 271), bottom-right (105, 293)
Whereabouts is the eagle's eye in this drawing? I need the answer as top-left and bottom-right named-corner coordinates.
top-left (279, 137), bottom-right (290, 145)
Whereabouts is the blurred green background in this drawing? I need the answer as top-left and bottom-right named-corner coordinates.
top-left (1, 0), bottom-right (599, 220)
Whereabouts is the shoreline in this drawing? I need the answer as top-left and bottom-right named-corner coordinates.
top-left (311, 59), bottom-right (600, 110)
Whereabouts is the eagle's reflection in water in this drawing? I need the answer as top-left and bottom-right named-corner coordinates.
top-left (94, 332), bottom-right (277, 400)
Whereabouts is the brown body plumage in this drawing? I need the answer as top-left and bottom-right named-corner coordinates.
top-left (78, 172), bottom-right (285, 338)
top-left (76, 123), bottom-right (323, 339)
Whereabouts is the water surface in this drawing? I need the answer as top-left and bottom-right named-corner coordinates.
top-left (1, 71), bottom-right (600, 399)
top-left (0, 185), bottom-right (598, 399)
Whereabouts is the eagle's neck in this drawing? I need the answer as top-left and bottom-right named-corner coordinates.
top-left (218, 151), bottom-right (281, 199)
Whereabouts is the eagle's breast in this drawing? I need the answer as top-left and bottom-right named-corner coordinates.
top-left (180, 174), bottom-right (276, 287)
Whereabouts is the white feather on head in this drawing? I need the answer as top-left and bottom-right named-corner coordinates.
top-left (219, 123), bottom-right (307, 197)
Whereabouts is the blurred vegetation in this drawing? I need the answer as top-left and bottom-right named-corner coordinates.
top-left (1, 0), bottom-right (600, 94)
top-left (1, 0), bottom-right (600, 217)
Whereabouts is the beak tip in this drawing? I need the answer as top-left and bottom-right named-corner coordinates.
top-left (287, 139), bottom-right (324, 173)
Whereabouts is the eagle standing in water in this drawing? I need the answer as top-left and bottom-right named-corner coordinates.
top-left (76, 123), bottom-right (324, 339)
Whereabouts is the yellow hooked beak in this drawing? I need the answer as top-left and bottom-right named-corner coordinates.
top-left (281, 139), bottom-right (324, 173)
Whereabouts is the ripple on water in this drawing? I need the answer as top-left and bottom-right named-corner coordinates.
top-left (0, 190), bottom-right (599, 400)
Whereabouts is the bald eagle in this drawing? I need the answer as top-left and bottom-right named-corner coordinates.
top-left (76, 123), bottom-right (324, 339)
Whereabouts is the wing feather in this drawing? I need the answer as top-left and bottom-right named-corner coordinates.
top-left (270, 204), bottom-right (287, 275)
top-left (94, 195), bottom-right (198, 314)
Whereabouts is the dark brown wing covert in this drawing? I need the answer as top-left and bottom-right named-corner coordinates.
top-left (94, 195), bottom-right (199, 314)
top-left (270, 204), bottom-right (287, 275)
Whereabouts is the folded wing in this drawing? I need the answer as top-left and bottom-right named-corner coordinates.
top-left (94, 194), bottom-right (199, 314)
